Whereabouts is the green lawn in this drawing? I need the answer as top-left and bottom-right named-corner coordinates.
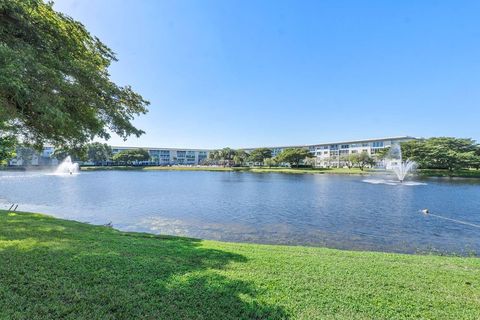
top-left (81, 165), bottom-right (372, 175)
top-left (417, 168), bottom-right (480, 178)
top-left (1, 210), bottom-right (479, 319)
top-left (247, 167), bottom-right (370, 174)
top-left (82, 165), bottom-right (235, 172)
top-left (81, 165), bottom-right (480, 178)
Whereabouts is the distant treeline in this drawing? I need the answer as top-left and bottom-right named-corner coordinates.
top-left (205, 147), bottom-right (313, 168)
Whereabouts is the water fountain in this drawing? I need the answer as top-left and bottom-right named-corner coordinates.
top-left (54, 156), bottom-right (79, 175)
top-left (363, 144), bottom-right (423, 185)
top-left (390, 160), bottom-right (417, 182)
top-left (386, 144), bottom-right (417, 182)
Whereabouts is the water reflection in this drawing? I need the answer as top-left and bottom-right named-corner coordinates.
top-left (0, 171), bottom-right (479, 254)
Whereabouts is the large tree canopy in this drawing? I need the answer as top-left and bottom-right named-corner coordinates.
top-left (248, 148), bottom-right (272, 164)
top-left (86, 142), bottom-right (112, 163)
top-left (112, 148), bottom-right (150, 164)
top-left (275, 148), bottom-right (313, 167)
top-left (0, 0), bottom-right (149, 149)
top-left (401, 137), bottom-right (479, 171)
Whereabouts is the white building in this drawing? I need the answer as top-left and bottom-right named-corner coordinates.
top-left (8, 146), bottom-right (58, 167)
top-left (241, 136), bottom-right (415, 168)
top-left (309, 136), bottom-right (415, 168)
top-left (111, 147), bottom-right (210, 166)
top-left (8, 136), bottom-right (415, 167)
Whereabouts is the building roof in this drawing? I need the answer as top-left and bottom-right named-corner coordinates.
top-left (111, 146), bottom-right (213, 151)
top-left (310, 136), bottom-right (417, 147)
top-left (110, 136), bottom-right (417, 152)
top-left (240, 136), bottom-right (416, 150)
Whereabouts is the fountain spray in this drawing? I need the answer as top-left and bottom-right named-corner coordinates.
top-left (54, 156), bottom-right (79, 175)
top-left (386, 144), bottom-right (417, 182)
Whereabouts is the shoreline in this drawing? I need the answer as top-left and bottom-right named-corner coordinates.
top-left (79, 165), bottom-right (480, 178)
top-left (81, 165), bottom-right (372, 175)
top-left (1, 209), bottom-right (476, 257)
top-left (1, 209), bottom-right (479, 319)
top-left (3, 165), bottom-right (479, 178)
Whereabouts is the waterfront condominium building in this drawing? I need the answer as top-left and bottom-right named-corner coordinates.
top-left (308, 136), bottom-right (415, 168)
top-left (242, 136), bottom-right (415, 167)
top-left (8, 136), bottom-right (415, 167)
top-left (8, 146), bottom-right (59, 167)
top-left (111, 147), bottom-right (211, 166)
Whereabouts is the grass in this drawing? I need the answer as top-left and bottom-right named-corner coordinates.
top-left (417, 168), bottom-right (480, 178)
top-left (81, 165), bottom-right (372, 175)
top-left (1, 210), bottom-right (479, 319)
top-left (81, 165), bottom-right (235, 172)
top-left (81, 165), bottom-right (480, 178)
top-left (247, 167), bottom-right (370, 174)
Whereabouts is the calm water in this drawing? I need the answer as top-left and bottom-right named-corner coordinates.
top-left (1, 170), bottom-right (479, 254)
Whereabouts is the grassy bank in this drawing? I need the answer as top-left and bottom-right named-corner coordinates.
top-left (417, 168), bottom-right (480, 178)
top-left (80, 165), bottom-right (480, 178)
top-left (1, 210), bottom-right (479, 319)
top-left (81, 165), bottom-right (235, 172)
top-left (81, 165), bottom-right (372, 175)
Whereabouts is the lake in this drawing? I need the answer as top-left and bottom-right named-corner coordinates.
top-left (1, 170), bottom-right (479, 254)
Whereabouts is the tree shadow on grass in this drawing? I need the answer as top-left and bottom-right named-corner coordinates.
top-left (0, 212), bottom-right (288, 319)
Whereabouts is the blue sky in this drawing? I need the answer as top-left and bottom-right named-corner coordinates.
top-left (54, 0), bottom-right (480, 148)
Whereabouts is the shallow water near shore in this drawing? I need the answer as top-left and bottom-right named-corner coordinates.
top-left (1, 170), bottom-right (479, 254)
